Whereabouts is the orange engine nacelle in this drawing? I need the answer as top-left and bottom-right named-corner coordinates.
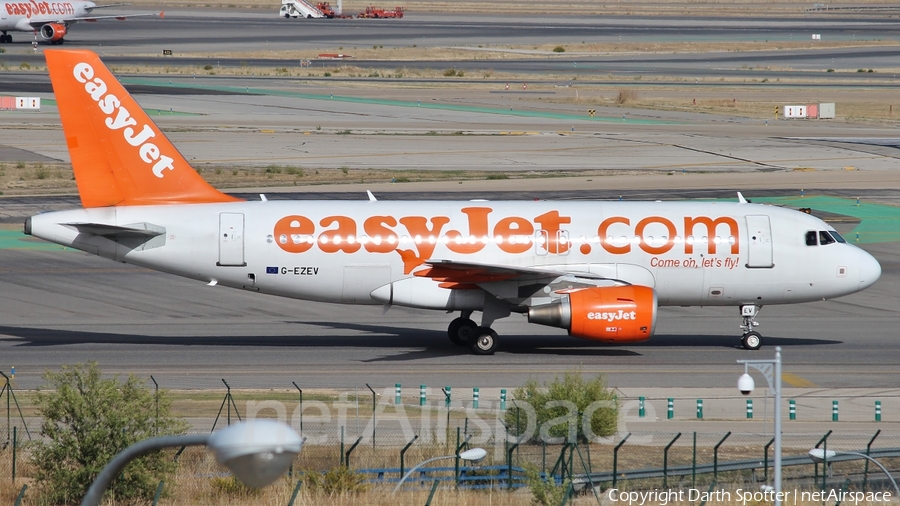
top-left (40, 23), bottom-right (67, 41)
top-left (528, 285), bottom-right (657, 343)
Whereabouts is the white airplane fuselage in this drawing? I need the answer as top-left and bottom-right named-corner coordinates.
top-left (0, 0), bottom-right (93, 31)
top-left (28, 199), bottom-right (880, 310)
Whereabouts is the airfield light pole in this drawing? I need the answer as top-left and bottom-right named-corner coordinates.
top-left (81, 420), bottom-right (302, 506)
top-left (808, 449), bottom-right (900, 497)
top-left (737, 347), bottom-right (782, 506)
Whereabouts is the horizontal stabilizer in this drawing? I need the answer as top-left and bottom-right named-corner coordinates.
top-left (64, 222), bottom-right (165, 238)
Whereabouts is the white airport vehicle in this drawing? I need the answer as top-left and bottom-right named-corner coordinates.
top-left (0, 0), bottom-right (160, 45)
top-left (26, 50), bottom-right (882, 354)
top-left (279, 0), bottom-right (324, 18)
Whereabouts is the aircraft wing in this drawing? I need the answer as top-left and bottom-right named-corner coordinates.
top-left (413, 259), bottom-right (620, 301)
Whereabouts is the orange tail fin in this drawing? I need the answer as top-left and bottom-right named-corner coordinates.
top-left (45, 49), bottom-right (240, 207)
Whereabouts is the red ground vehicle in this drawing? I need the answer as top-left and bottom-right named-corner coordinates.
top-left (358, 6), bottom-right (404, 18)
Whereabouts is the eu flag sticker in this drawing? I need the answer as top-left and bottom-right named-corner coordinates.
top-left (266, 266), bottom-right (279, 274)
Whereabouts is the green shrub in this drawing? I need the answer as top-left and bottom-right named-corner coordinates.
top-left (210, 475), bottom-right (262, 497)
top-left (203, 64), bottom-right (213, 70)
top-left (443, 68), bottom-right (457, 77)
top-left (504, 370), bottom-right (617, 443)
top-left (31, 362), bottom-right (187, 504)
top-left (304, 466), bottom-right (367, 494)
top-left (553, 45), bottom-right (566, 53)
top-left (524, 464), bottom-right (570, 506)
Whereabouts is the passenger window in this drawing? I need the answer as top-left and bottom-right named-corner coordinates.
top-left (805, 231), bottom-right (818, 246)
top-left (819, 231), bottom-right (836, 245)
top-left (831, 231), bottom-right (847, 243)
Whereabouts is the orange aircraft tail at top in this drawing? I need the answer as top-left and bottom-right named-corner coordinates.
top-left (45, 49), bottom-right (239, 208)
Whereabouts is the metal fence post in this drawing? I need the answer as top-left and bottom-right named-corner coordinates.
top-left (612, 433), bottom-right (630, 488)
top-left (746, 399), bottom-right (753, 419)
top-left (13, 484), bottom-right (27, 506)
top-left (151, 480), bottom-right (164, 506)
top-left (292, 382), bottom-right (303, 434)
top-left (345, 436), bottom-right (362, 468)
top-left (667, 398), bottom-right (674, 419)
top-left (424, 479), bottom-right (440, 505)
top-left (286, 481), bottom-right (303, 506)
top-left (692, 432), bottom-right (697, 486)
top-left (506, 442), bottom-right (520, 490)
top-left (789, 399), bottom-right (796, 420)
top-left (12, 425), bottom-right (16, 481)
top-left (713, 432), bottom-right (731, 480)
top-left (862, 430), bottom-right (881, 492)
top-left (663, 433), bottom-right (681, 488)
top-left (763, 437), bottom-right (774, 483)
top-left (400, 434), bottom-right (419, 478)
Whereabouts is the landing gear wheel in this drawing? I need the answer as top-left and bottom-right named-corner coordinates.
top-left (448, 317), bottom-right (476, 346)
top-left (741, 331), bottom-right (762, 350)
top-left (469, 327), bottom-right (498, 355)
top-left (0, 34), bottom-right (9, 43)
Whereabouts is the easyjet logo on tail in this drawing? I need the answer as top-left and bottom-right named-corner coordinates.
top-left (72, 62), bottom-right (175, 178)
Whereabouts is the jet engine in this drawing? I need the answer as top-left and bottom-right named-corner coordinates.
top-left (528, 285), bottom-right (657, 343)
top-left (40, 23), bottom-right (67, 42)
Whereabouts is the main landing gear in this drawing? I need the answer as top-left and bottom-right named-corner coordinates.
top-left (448, 311), bottom-right (500, 355)
top-left (0, 32), bottom-right (12, 44)
top-left (739, 305), bottom-right (763, 350)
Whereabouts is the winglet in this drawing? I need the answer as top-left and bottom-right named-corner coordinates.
top-left (45, 49), bottom-right (240, 207)
top-left (367, 190), bottom-right (377, 201)
top-left (737, 192), bottom-right (748, 204)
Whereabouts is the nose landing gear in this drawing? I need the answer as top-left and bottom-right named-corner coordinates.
top-left (740, 305), bottom-right (763, 350)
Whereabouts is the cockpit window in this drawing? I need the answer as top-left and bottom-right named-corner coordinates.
top-left (805, 231), bottom-right (818, 246)
top-left (819, 231), bottom-right (836, 245)
top-left (830, 231), bottom-right (847, 243)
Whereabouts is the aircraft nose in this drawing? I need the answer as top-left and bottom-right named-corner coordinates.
top-left (858, 248), bottom-right (881, 289)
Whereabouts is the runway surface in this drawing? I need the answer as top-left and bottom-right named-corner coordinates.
top-left (1, 11), bottom-right (900, 82)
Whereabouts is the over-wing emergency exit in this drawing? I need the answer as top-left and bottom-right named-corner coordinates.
top-left (26, 50), bottom-right (882, 354)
